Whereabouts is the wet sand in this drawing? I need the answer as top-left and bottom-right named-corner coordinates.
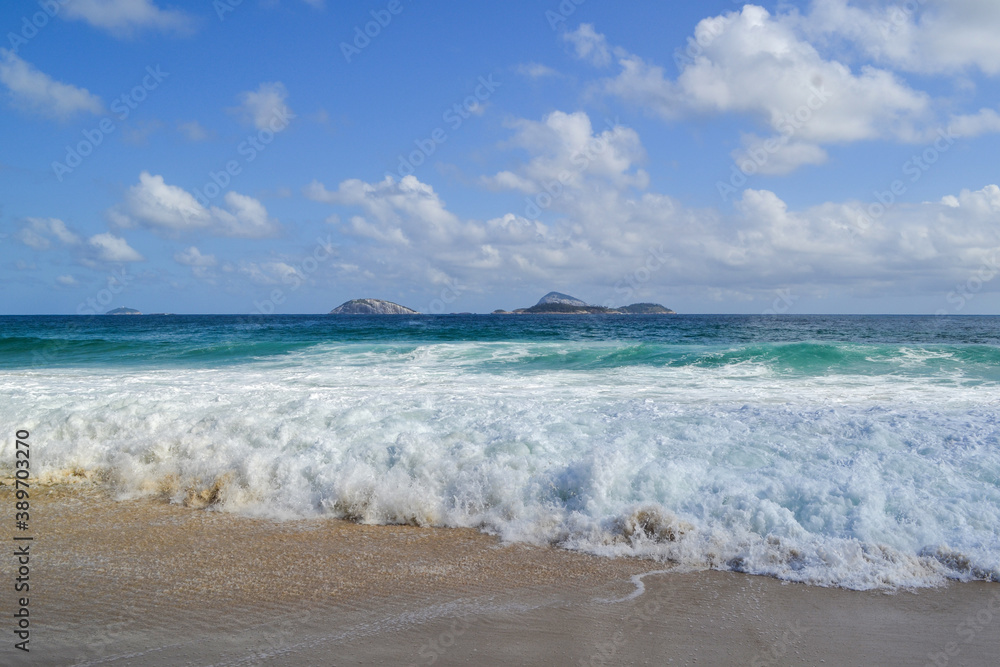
top-left (2, 484), bottom-right (998, 666)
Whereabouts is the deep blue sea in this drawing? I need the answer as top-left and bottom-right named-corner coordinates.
top-left (2, 314), bottom-right (999, 589)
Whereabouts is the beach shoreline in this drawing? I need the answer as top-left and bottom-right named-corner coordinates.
top-left (2, 484), bottom-right (999, 666)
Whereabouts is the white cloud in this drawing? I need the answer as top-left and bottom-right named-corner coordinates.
top-left (56, 274), bottom-right (78, 286)
top-left (806, 0), bottom-right (1000, 76)
top-left (61, 0), bottom-right (196, 37)
top-left (732, 134), bottom-right (829, 176)
top-left (88, 233), bottom-right (144, 262)
top-left (232, 82), bottom-right (293, 130)
top-left (305, 175), bottom-right (467, 246)
top-left (947, 107), bottom-right (1000, 138)
top-left (15, 218), bottom-right (81, 250)
top-left (16, 228), bottom-right (50, 251)
top-left (174, 246), bottom-right (217, 267)
top-left (0, 49), bottom-right (104, 120)
top-left (237, 261), bottom-right (303, 286)
top-left (212, 192), bottom-right (277, 238)
top-left (482, 111), bottom-right (649, 193)
top-left (177, 120), bottom-right (210, 141)
top-left (564, 23), bottom-right (613, 67)
top-left (568, 8), bottom-right (933, 173)
top-left (516, 63), bottom-right (559, 78)
top-left (113, 172), bottom-right (206, 232)
top-left (112, 172), bottom-right (280, 238)
top-left (309, 110), bottom-right (1000, 305)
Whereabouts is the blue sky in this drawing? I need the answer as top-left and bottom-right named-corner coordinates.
top-left (2, 0), bottom-right (999, 314)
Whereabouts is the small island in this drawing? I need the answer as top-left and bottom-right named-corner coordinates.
top-left (106, 307), bottom-right (142, 315)
top-left (330, 298), bottom-right (419, 315)
top-left (505, 292), bottom-right (674, 315)
top-left (329, 293), bottom-right (673, 315)
top-left (615, 303), bottom-right (676, 314)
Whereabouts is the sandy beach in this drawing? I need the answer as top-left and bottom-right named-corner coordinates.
top-left (0, 483), bottom-right (996, 666)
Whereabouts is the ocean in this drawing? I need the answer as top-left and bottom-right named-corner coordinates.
top-left (2, 314), bottom-right (999, 590)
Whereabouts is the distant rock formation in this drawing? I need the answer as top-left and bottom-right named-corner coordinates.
top-left (329, 298), bottom-right (419, 315)
top-left (508, 293), bottom-right (675, 314)
top-left (515, 302), bottom-right (619, 314)
top-left (616, 303), bottom-right (675, 314)
top-left (106, 307), bottom-right (141, 315)
top-left (535, 291), bottom-right (589, 307)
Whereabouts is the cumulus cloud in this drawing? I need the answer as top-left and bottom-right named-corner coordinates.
top-left (173, 246), bottom-right (217, 267)
top-left (0, 49), bottom-right (104, 120)
top-left (483, 111), bottom-right (649, 193)
top-left (947, 107), bottom-right (1000, 138)
top-left (56, 274), bottom-right (78, 286)
top-left (88, 233), bottom-right (144, 262)
top-left (61, 0), bottom-right (196, 37)
top-left (806, 0), bottom-right (1000, 76)
top-left (564, 23), bottom-right (613, 67)
top-left (14, 218), bottom-right (81, 250)
top-left (305, 175), bottom-right (469, 247)
top-left (309, 110), bottom-right (1000, 305)
top-left (567, 7), bottom-right (934, 173)
top-left (111, 172), bottom-right (280, 238)
top-left (231, 82), bottom-right (293, 130)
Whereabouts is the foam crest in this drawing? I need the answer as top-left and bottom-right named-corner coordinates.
top-left (2, 338), bottom-right (999, 590)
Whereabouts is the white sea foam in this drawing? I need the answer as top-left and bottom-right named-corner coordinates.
top-left (3, 341), bottom-right (999, 590)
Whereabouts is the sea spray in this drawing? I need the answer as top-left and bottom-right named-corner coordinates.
top-left (2, 314), bottom-right (999, 590)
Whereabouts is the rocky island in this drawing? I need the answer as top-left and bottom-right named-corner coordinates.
top-left (501, 292), bottom-right (674, 315)
top-left (329, 293), bottom-right (673, 315)
top-left (615, 303), bottom-right (676, 314)
top-left (106, 307), bottom-right (142, 315)
top-left (329, 298), bottom-right (419, 315)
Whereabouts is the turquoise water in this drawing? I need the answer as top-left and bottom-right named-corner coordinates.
top-left (3, 314), bottom-right (1000, 374)
top-left (2, 314), bottom-right (999, 589)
